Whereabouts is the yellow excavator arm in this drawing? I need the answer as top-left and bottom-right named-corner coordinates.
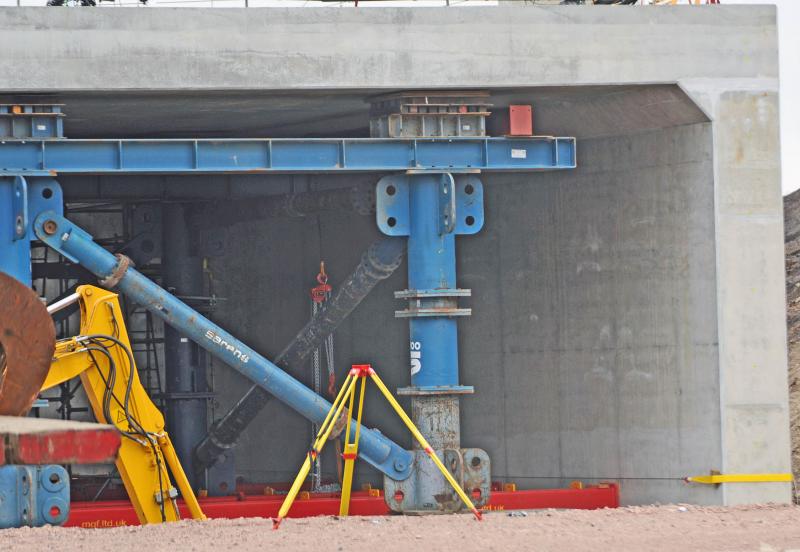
top-left (42, 285), bottom-right (205, 524)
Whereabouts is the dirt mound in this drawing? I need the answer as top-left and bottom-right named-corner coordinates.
top-left (785, 189), bottom-right (800, 490)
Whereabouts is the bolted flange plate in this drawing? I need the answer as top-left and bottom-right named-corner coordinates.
top-left (383, 447), bottom-right (491, 514)
top-left (376, 174), bottom-right (484, 237)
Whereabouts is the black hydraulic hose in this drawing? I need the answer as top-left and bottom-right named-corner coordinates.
top-left (83, 335), bottom-right (168, 521)
top-left (193, 236), bottom-right (405, 471)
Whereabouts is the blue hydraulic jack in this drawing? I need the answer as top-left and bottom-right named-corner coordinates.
top-left (377, 173), bottom-right (490, 513)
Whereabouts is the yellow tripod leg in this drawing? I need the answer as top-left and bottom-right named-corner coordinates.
top-left (274, 374), bottom-right (358, 529)
top-left (339, 373), bottom-right (367, 516)
top-left (370, 370), bottom-right (482, 521)
top-left (317, 373), bottom-right (357, 442)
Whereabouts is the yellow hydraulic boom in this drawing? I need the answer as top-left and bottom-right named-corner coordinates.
top-left (41, 284), bottom-right (205, 524)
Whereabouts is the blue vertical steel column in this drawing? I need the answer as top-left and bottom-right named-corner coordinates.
top-left (377, 173), bottom-right (484, 512)
top-left (0, 177), bottom-right (31, 284)
top-left (0, 178), bottom-right (66, 529)
top-left (0, 177), bottom-right (62, 285)
top-left (32, 210), bottom-right (413, 481)
top-left (162, 203), bottom-right (210, 490)
top-left (407, 176), bottom-right (459, 392)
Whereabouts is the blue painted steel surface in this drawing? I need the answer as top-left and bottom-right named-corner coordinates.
top-left (377, 175), bottom-right (484, 237)
top-left (0, 465), bottom-right (69, 528)
top-left (377, 174), bottom-right (482, 393)
top-left (377, 173), bottom-right (490, 511)
top-left (0, 176), bottom-right (62, 285)
top-left (0, 137), bottom-right (576, 174)
top-left (32, 211), bottom-right (413, 481)
top-left (406, 175), bottom-right (460, 390)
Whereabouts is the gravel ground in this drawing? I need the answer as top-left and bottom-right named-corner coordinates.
top-left (2, 504), bottom-right (800, 552)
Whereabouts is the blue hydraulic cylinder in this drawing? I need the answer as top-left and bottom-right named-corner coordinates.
top-left (32, 211), bottom-right (413, 481)
top-left (407, 176), bottom-right (459, 390)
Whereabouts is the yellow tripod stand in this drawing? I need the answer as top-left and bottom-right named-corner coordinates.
top-left (273, 364), bottom-right (482, 528)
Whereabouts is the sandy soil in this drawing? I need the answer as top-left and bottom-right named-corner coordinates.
top-left (2, 505), bottom-right (800, 552)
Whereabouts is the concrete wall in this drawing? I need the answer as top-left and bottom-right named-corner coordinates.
top-left (5, 4), bottom-right (790, 504)
top-left (463, 123), bottom-right (720, 505)
top-left (187, 112), bottom-right (720, 505)
top-left (0, 6), bottom-right (778, 91)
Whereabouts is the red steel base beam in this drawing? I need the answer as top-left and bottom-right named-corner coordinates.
top-left (0, 416), bottom-right (120, 466)
top-left (65, 484), bottom-right (618, 528)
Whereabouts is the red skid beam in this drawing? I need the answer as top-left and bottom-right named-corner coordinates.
top-left (485, 485), bottom-right (619, 511)
top-left (65, 484), bottom-right (618, 528)
top-left (0, 416), bottom-right (120, 466)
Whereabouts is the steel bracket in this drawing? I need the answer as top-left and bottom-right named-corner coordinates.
top-left (383, 447), bottom-right (490, 514)
top-left (11, 176), bottom-right (27, 241)
top-left (1, 176), bottom-right (63, 284)
top-left (437, 173), bottom-right (456, 235)
top-left (0, 465), bottom-right (69, 529)
top-left (376, 174), bottom-right (484, 237)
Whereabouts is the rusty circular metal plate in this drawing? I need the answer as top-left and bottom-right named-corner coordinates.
top-left (0, 272), bottom-right (55, 416)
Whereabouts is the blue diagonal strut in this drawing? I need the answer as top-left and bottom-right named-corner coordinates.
top-left (31, 210), bottom-right (414, 481)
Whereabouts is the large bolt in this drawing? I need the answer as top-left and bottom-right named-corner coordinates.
top-left (42, 220), bottom-right (57, 235)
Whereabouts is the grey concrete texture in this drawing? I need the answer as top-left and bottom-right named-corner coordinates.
top-left (0, 6), bottom-right (778, 91)
top-left (692, 85), bottom-right (790, 505)
top-left (3, 4), bottom-right (788, 505)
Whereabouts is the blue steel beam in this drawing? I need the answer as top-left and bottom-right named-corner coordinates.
top-left (32, 211), bottom-right (414, 482)
top-left (0, 137), bottom-right (576, 174)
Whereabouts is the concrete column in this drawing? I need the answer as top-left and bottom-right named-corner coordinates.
top-left (682, 79), bottom-right (793, 504)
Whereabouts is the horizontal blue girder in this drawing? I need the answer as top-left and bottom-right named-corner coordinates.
top-left (0, 137), bottom-right (576, 174)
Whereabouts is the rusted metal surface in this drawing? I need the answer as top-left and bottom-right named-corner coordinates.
top-left (0, 272), bottom-right (55, 416)
top-left (384, 396), bottom-right (490, 514)
top-left (395, 292), bottom-right (472, 318)
top-left (394, 307), bottom-right (472, 318)
top-left (98, 253), bottom-right (133, 288)
top-left (411, 396), bottom-right (460, 450)
top-left (461, 448), bottom-right (491, 508)
top-left (383, 445), bottom-right (490, 514)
